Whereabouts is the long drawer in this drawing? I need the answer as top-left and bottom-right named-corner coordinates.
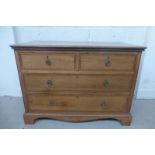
top-left (27, 94), bottom-right (129, 113)
top-left (24, 74), bottom-right (133, 92)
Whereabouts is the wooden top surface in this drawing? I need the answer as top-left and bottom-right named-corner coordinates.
top-left (11, 41), bottom-right (146, 51)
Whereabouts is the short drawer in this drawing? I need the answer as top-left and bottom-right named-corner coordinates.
top-left (24, 74), bottom-right (133, 92)
top-left (20, 53), bottom-right (75, 70)
top-left (80, 53), bottom-right (136, 71)
top-left (28, 94), bottom-right (129, 113)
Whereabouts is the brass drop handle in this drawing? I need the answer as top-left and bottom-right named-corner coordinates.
top-left (48, 100), bottom-right (55, 105)
top-left (45, 56), bottom-right (52, 65)
top-left (47, 80), bottom-right (53, 88)
top-left (100, 101), bottom-right (107, 107)
top-left (105, 56), bottom-right (111, 67)
top-left (103, 80), bottom-right (110, 88)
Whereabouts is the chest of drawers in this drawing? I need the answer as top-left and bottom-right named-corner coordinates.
top-left (11, 41), bottom-right (145, 125)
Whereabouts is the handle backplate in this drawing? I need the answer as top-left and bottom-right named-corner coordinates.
top-left (100, 101), bottom-right (107, 107)
top-left (105, 56), bottom-right (111, 67)
top-left (48, 100), bottom-right (55, 105)
top-left (45, 56), bottom-right (52, 65)
top-left (47, 80), bottom-right (53, 88)
top-left (103, 80), bottom-right (110, 88)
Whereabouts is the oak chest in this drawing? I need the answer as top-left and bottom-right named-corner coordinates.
top-left (11, 41), bottom-right (145, 125)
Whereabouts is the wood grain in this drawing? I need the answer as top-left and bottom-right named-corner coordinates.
top-left (12, 41), bottom-right (145, 125)
top-left (24, 112), bottom-right (132, 125)
top-left (23, 74), bottom-right (133, 92)
top-left (20, 53), bottom-right (75, 70)
top-left (27, 94), bottom-right (129, 113)
top-left (80, 53), bottom-right (136, 71)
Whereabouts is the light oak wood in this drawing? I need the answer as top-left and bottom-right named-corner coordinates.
top-left (20, 53), bottom-right (75, 70)
top-left (24, 74), bottom-right (132, 92)
top-left (23, 112), bottom-right (132, 125)
top-left (21, 70), bottom-right (134, 75)
top-left (27, 94), bottom-right (129, 113)
top-left (11, 41), bottom-right (145, 125)
top-left (80, 53), bottom-right (136, 71)
top-left (14, 52), bottom-right (29, 112)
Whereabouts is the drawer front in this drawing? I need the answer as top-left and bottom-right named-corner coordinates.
top-left (24, 74), bottom-right (78, 91)
top-left (28, 94), bottom-right (129, 113)
top-left (24, 74), bottom-right (132, 92)
top-left (20, 53), bottom-right (75, 70)
top-left (80, 54), bottom-right (136, 71)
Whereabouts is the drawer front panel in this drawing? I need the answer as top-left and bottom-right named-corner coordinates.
top-left (28, 94), bottom-right (129, 113)
top-left (20, 53), bottom-right (75, 70)
top-left (78, 96), bottom-right (129, 112)
top-left (24, 74), bottom-right (132, 92)
top-left (80, 54), bottom-right (136, 71)
top-left (24, 74), bottom-right (78, 91)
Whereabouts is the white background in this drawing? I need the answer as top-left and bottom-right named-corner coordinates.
top-left (0, 0), bottom-right (155, 155)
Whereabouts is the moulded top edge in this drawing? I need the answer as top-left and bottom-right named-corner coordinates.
top-left (10, 41), bottom-right (146, 51)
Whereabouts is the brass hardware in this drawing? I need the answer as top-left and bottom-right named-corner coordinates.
top-left (48, 100), bottom-right (55, 105)
top-left (47, 80), bottom-right (53, 88)
top-left (45, 56), bottom-right (52, 65)
top-left (103, 80), bottom-right (109, 88)
top-left (100, 101), bottom-right (107, 107)
top-left (105, 56), bottom-right (111, 67)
